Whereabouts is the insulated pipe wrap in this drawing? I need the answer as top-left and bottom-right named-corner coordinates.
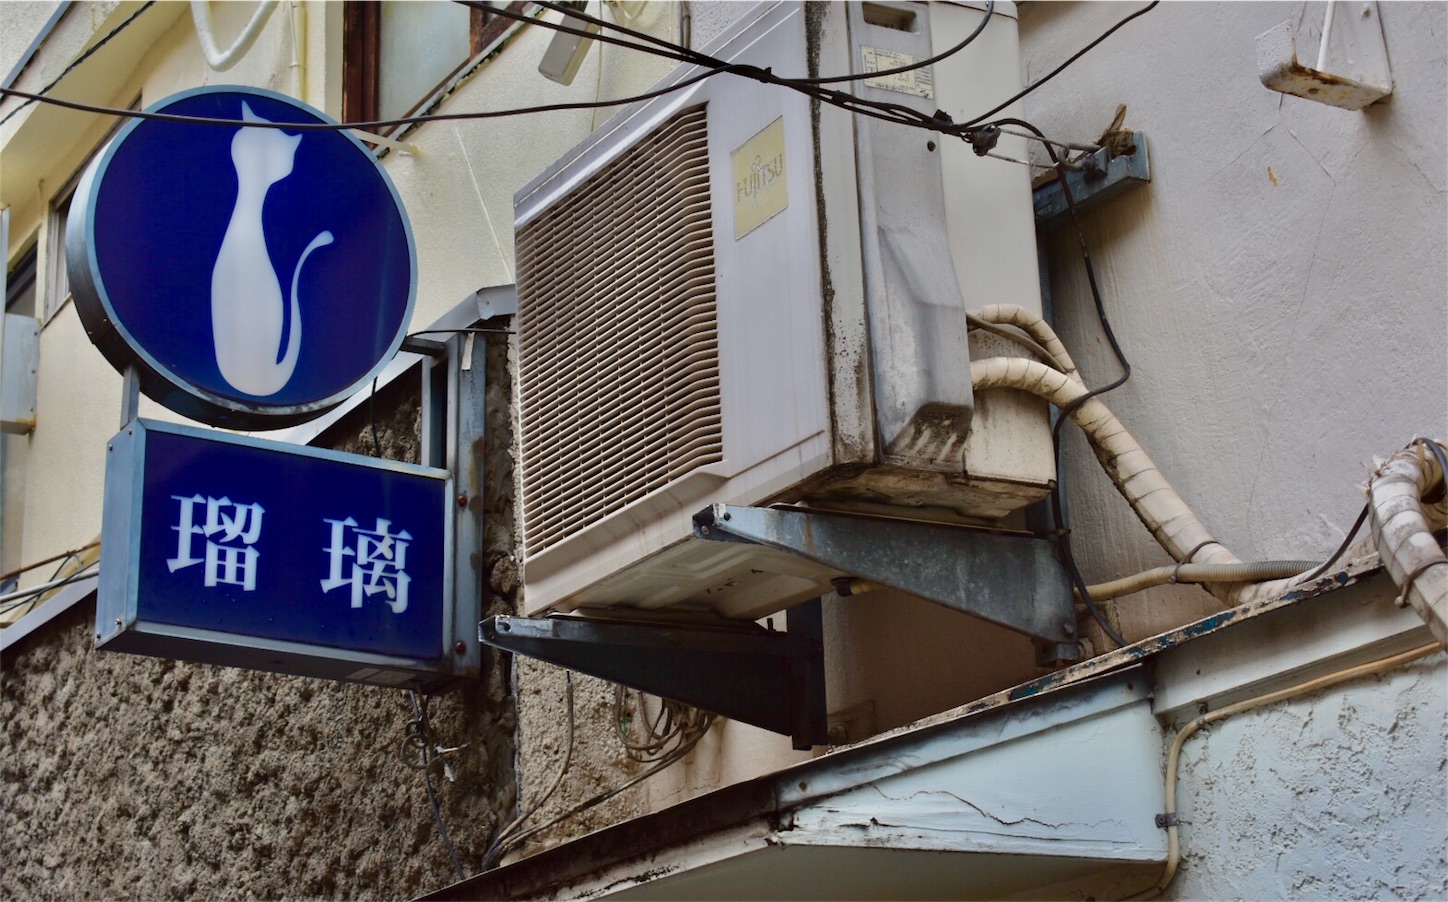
top-left (968, 304), bottom-right (1080, 377)
top-left (970, 357), bottom-right (1241, 587)
top-left (1368, 445), bottom-right (1447, 645)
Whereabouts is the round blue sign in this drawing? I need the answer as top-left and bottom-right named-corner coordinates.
top-left (67, 86), bottom-right (416, 430)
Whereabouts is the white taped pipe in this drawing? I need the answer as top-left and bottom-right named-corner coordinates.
top-left (1367, 443), bottom-right (1447, 645)
top-left (967, 304), bottom-right (1081, 378)
top-left (970, 357), bottom-right (1242, 589)
top-left (190, 0), bottom-right (279, 72)
top-left (974, 354), bottom-right (1448, 631)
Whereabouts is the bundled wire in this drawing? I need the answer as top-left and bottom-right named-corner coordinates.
top-left (0, 558), bottom-right (100, 617)
top-left (0, 0), bottom-right (1156, 151)
top-left (481, 674), bottom-right (714, 871)
top-left (403, 692), bottom-right (467, 881)
top-left (613, 685), bottom-right (715, 763)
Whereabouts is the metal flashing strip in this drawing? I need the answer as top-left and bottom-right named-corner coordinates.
top-left (0, 575), bottom-right (97, 655)
top-left (421, 665), bottom-right (1161, 901)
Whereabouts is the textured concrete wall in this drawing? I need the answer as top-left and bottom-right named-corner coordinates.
top-left (0, 346), bottom-right (520, 899)
top-left (1170, 652), bottom-right (1447, 899)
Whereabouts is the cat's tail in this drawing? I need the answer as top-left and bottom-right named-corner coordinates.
top-left (281, 230), bottom-right (335, 385)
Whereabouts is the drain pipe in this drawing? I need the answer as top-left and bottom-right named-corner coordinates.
top-left (190, 0), bottom-right (279, 72)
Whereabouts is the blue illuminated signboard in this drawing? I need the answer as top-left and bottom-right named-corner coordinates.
top-left (67, 87), bottom-right (416, 429)
top-left (96, 419), bottom-right (462, 689)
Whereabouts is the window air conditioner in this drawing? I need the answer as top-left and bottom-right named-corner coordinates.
top-left (513, 0), bottom-right (1051, 620)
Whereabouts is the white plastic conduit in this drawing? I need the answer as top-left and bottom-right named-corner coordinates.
top-left (190, 0), bottom-right (279, 72)
top-left (970, 309), bottom-right (1448, 638)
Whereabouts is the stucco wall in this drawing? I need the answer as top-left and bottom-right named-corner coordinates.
top-left (1017, 1), bottom-right (1448, 645)
top-left (1170, 652), bottom-right (1447, 899)
top-left (1014, 2), bottom-right (1448, 898)
top-left (0, 359), bottom-right (519, 899)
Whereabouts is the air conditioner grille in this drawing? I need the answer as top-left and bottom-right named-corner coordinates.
top-left (516, 105), bottom-right (721, 557)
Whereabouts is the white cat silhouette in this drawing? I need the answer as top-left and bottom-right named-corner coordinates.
top-left (211, 102), bottom-right (333, 397)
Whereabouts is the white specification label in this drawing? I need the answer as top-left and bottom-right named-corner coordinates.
top-left (862, 46), bottom-right (934, 98)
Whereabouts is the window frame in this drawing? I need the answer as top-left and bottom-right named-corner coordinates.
top-left (342, 1), bottom-right (531, 135)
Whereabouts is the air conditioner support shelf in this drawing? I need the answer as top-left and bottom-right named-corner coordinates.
top-left (481, 600), bottom-right (828, 750)
top-left (695, 504), bottom-right (1082, 665)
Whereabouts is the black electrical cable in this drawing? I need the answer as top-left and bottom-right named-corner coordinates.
top-left (995, 117), bottom-right (1133, 442)
top-left (408, 692), bottom-right (467, 881)
top-left (1295, 502), bottom-right (1371, 585)
top-left (984, 119), bottom-right (1131, 649)
top-left (471, 0), bottom-right (945, 132)
top-left (962, 1), bottom-right (1159, 127)
top-left (0, 0), bottom-right (156, 129)
top-left (1048, 429), bottom-right (1129, 650)
top-left (0, 68), bottom-right (717, 132)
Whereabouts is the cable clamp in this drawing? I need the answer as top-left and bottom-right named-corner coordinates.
top-left (1155, 812), bottom-right (1178, 829)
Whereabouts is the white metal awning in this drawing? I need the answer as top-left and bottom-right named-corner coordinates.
top-left (430, 667), bottom-right (1167, 900)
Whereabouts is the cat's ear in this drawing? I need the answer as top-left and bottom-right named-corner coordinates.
top-left (241, 101), bottom-right (267, 125)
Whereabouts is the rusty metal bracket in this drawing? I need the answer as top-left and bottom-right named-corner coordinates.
top-left (1256, 2), bottom-right (1392, 110)
top-left (1033, 136), bottom-right (1151, 231)
top-left (694, 504), bottom-right (1079, 658)
top-left (481, 600), bottom-right (828, 750)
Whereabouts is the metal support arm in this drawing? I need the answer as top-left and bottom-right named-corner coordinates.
top-left (694, 504), bottom-right (1079, 652)
top-left (481, 600), bottom-right (828, 750)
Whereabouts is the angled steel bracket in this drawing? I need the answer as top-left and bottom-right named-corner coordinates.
top-left (481, 600), bottom-right (828, 750)
top-left (694, 504), bottom-right (1080, 656)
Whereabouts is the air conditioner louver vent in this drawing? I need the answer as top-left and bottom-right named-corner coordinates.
top-left (516, 105), bottom-right (721, 557)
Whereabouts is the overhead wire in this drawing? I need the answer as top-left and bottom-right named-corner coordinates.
top-left (482, 670), bottom-right (575, 869)
top-left (0, 0), bottom-right (156, 129)
top-left (962, 1), bottom-right (1160, 127)
top-left (406, 691), bottom-right (467, 881)
top-left (0, 0), bottom-right (1155, 159)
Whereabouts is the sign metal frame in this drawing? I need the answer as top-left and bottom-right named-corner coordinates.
top-left (96, 418), bottom-right (467, 692)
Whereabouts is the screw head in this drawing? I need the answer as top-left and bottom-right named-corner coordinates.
top-left (1063, 621), bottom-right (1076, 637)
top-left (454, 640), bottom-right (467, 655)
top-left (699, 525), bottom-right (710, 535)
top-left (456, 493), bottom-right (469, 508)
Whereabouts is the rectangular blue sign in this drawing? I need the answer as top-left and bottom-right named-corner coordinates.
top-left (97, 419), bottom-right (458, 688)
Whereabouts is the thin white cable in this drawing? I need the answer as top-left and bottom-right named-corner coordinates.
top-left (453, 122), bottom-right (514, 282)
top-left (189, 0), bottom-right (279, 72)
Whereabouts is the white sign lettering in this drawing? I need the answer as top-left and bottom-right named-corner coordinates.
top-left (320, 516), bottom-right (412, 614)
top-left (167, 494), bottom-right (265, 590)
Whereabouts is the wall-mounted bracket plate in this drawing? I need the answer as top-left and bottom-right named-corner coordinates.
top-left (1033, 136), bottom-right (1151, 231)
top-left (694, 504), bottom-right (1079, 655)
top-left (481, 600), bottom-right (828, 750)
